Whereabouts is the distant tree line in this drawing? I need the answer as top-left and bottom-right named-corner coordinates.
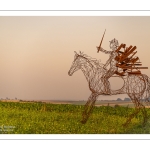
top-left (0, 97), bottom-right (18, 100)
top-left (116, 98), bottom-right (131, 101)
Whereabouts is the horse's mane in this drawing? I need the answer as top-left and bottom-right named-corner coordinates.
top-left (78, 52), bottom-right (104, 68)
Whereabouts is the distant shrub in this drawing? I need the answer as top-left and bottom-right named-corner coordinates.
top-left (116, 98), bottom-right (122, 101)
top-left (124, 98), bottom-right (131, 101)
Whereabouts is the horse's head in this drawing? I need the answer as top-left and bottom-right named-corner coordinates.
top-left (68, 51), bottom-right (82, 76)
top-left (68, 51), bottom-right (104, 77)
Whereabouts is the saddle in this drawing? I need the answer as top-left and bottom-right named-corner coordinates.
top-left (114, 44), bottom-right (148, 76)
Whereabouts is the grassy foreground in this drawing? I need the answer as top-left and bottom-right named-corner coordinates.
top-left (0, 101), bottom-right (150, 134)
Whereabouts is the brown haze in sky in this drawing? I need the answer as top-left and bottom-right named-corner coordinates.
top-left (0, 16), bottom-right (150, 100)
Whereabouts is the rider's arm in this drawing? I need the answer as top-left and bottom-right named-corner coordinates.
top-left (97, 47), bottom-right (112, 54)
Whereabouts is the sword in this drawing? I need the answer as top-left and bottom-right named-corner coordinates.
top-left (97, 29), bottom-right (106, 53)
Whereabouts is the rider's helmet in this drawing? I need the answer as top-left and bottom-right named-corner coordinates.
top-left (109, 38), bottom-right (119, 51)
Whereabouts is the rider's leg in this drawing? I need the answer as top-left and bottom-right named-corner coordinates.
top-left (103, 68), bottom-right (117, 94)
top-left (102, 74), bottom-right (111, 94)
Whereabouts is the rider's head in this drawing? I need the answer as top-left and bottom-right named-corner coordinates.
top-left (109, 38), bottom-right (119, 51)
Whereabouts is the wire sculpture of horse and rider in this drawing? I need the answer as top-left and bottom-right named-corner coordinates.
top-left (68, 31), bottom-right (150, 127)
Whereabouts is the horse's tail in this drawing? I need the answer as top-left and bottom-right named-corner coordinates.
top-left (142, 74), bottom-right (150, 107)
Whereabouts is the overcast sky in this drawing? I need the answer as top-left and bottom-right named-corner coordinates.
top-left (0, 16), bottom-right (150, 100)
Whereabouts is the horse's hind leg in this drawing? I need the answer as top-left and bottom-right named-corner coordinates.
top-left (140, 104), bottom-right (148, 126)
top-left (81, 93), bottom-right (99, 124)
top-left (123, 96), bottom-right (147, 127)
top-left (123, 96), bottom-right (141, 127)
top-left (123, 106), bottom-right (140, 127)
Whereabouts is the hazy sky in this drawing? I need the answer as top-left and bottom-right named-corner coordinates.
top-left (0, 16), bottom-right (150, 100)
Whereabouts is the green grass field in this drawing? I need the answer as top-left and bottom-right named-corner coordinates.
top-left (0, 101), bottom-right (150, 134)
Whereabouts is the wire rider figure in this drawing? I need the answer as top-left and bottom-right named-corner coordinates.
top-left (97, 38), bottom-right (119, 95)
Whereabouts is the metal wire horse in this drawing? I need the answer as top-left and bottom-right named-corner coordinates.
top-left (68, 51), bottom-right (150, 127)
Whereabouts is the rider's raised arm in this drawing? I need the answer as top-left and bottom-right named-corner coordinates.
top-left (97, 47), bottom-right (112, 54)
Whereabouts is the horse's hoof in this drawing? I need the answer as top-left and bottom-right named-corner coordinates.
top-left (81, 120), bottom-right (87, 124)
top-left (142, 122), bottom-right (146, 127)
top-left (122, 123), bottom-right (128, 128)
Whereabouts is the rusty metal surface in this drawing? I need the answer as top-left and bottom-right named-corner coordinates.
top-left (68, 37), bottom-right (150, 127)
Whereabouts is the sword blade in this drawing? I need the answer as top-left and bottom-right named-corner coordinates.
top-left (97, 29), bottom-right (106, 53)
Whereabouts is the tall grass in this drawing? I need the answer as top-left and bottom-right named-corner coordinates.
top-left (0, 101), bottom-right (150, 134)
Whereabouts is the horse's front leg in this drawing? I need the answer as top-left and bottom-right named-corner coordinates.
top-left (81, 93), bottom-right (99, 124)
